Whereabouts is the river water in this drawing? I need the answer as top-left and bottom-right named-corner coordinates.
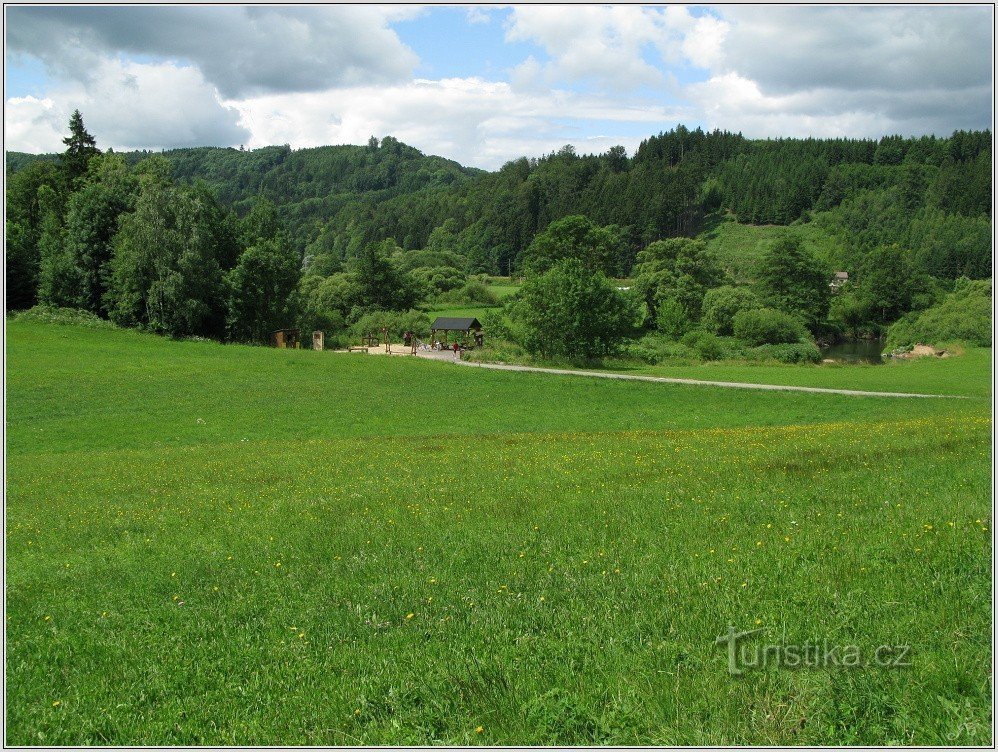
top-left (819, 339), bottom-right (885, 365)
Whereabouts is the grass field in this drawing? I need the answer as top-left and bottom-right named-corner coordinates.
top-left (6, 321), bottom-right (992, 745)
top-left (609, 349), bottom-right (993, 400)
top-left (424, 304), bottom-right (499, 322)
top-left (424, 281), bottom-right (520, 323)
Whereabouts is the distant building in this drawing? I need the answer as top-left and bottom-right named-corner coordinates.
top-left (830, 271), bottom-right (849, 291)
top-left (271, 329), bottom-right (300, 348)
top-left (430, 317), bottom-right (482, 347)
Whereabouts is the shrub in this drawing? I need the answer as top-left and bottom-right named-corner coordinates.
top-left (885, 278), bottom-right (992, 349)
top-left (10, 305), bottom-right (117, 330)
top-left (512, 259), bottom-right (635, 359)
top-left (654, 297), bottom-right (689, 338)
top-left (437, 280), bottom-right (499, 306)
top-left (681, 330), bottom-right (726, 361)
top-left (733, 307), bottom-right (809, 346)
top-left (351, 309), bottom-right (431, 341)
top-left (701, 286), bottom-right (762, 335)
top-left (623, 334), bottom-right (696, 365)
top-left (749, 342), bottom-right (822, 364)
top-left (410, 265), bottom-right (465, 293)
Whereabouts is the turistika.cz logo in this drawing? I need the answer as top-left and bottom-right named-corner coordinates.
top-left (714, 625), bottom-right (912, 676)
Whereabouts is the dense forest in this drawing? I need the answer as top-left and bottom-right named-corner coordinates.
top-left (5, 112), bottom-right (992, 355)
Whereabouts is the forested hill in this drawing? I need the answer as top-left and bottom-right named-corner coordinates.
top-left (7, 137), bottom-right (482, 258)
top-left (7, 126), bottom-right (992, 281)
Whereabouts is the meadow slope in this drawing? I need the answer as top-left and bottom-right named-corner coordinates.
top-left (5, 322), bottom-right (992, 745)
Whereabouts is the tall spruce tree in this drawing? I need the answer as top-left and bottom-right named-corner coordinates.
top-left (61, 110), bottom-right (101, 184)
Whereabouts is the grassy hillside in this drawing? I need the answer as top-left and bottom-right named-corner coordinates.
top-left (698, 212), bottom-right (846, 281)
top-left (6, 322), bottom-right (991, 745)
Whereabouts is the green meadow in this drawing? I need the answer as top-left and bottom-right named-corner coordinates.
top-left (5, 321), bottom-right (992, 745)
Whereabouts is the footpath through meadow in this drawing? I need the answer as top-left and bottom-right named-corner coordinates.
top-left (407, 350), bottom-right (966, 398)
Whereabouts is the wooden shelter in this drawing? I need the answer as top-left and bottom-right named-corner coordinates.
top-left (271, 329), bottom-right (300, 348)
top-left (430, 317), bottom-right (482, 346)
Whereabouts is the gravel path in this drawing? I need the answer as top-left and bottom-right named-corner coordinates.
top-left (437, 358), bottom-right (964, 399)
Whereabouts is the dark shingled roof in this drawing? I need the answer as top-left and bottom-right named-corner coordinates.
top-left (431, 317), bottom-right (482, 331)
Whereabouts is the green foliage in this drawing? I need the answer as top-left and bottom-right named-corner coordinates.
top-left (701, 285), bottom-right (762, 335)
top-left (732, 307), bottom-right (810, 346)
top-left (512, 259), bottom-right (636, 360)
top-left (61, 153), bottom-right (139, 313)
top-left (857, 244), bottom-right (930, 324)
top-left (827, 288), bottom-right (873, 338)
top-left (633, 237), bottom-right (727, 328)
top-left (623, 333), bottom-right (698, 365)
top-left (755, 235), bottom-right (830, 329)
top-left (225, 238), bottom-right (302, 342)
top-left (410, 265), bottom-right (465, 293)
top-left (297, 274), bottom-right (350, 335)
top-left (352, 239), bottom-right (425, 313)
top-left (36, 185), bottom-right (86, 309)
top-left (653, 297), bottom-right (689, 338)
top-left (680, 329), bottom-right (726, 361)
top-left (9, 304), bottom-right (117, 330)
top-left (696, 213), bottom-right (843, 282)
top-left (105, 182), bottom-right (227, 338)
top-left (521, 214), bottom-right (622, 276)
top-left (748, 341), bottom-right (822, 364)
top-left (5, 160), bottom-right (65, 311)
top-left (4, 126), bottom-right (992, 343)
top-left (435, 279), bottom-right (500, 306)
top-left (352, 309), bottom-right (431, 340)
top-left (886, 278), bottom-right (992, 349)
top-left (60, 109), bottom-right (100, 184)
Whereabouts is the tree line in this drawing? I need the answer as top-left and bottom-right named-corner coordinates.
top-left (6, 113), bottom-right (992, 348)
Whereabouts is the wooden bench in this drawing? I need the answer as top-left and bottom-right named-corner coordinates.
top-left (347, 346), bottom-right (369, 353)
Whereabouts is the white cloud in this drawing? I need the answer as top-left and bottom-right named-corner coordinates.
top-left (687, 72), bottom-right (991, 139)
top-left (5, 57), bottom-right (248, 153)
top-left (504, 6), bottom-right (728, 89)
top-left (227, 77), bottom-right (685, 169)
top-left (6, 6), bottom-right (421, 98)
top-left (465, 6), bottom-right (494, 25)
top-left (5, 5), bottom-right (992, 166)
top-left (683, 6), bottom-right (994, 138)
top-left (716, 6), bottom-right (992, 95)
top-left (4, 96), bottom-right (63, 154)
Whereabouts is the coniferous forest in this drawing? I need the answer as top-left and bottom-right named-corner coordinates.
top-left (5, 112), bottom-right (991, 351)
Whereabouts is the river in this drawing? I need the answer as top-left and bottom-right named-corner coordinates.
top-left (820, 339), bottom-right (885, 365)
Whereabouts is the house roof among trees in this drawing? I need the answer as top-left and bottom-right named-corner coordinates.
top-left (431, 317), bottom-right (482, 331)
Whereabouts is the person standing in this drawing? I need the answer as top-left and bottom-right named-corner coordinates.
top-left (452, 340), bottom-right (460, 358)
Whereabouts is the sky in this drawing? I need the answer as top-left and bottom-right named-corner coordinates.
top-left (4, 4), bottom-right (994, 170)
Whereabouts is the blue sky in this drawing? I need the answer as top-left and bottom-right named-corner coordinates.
top-left (4, 5), bottom-right (992, 169)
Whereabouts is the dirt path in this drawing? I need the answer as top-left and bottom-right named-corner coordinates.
top-left (412, 355), bottom-right (964, 398)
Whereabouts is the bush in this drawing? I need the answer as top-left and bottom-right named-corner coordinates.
top-left (655, 297), bottom-right (689, 338)
top-left (479, 308), bottom-right (517, 344)
top-left (351, 309), bottom-right (431, 341)
top-left (702, 286), bottom-right (762, 335)
top-left (885, 278), bottom-right (992, 349)
top-left (410, 265), bottom-right (465, 293)
top-left (437, 280), bottom-right (499, 306)
top-left (749, 342), bottom-right (822, 364)
top-left (623, 334), bottom-right (697, 365)
top-left (10, 305), bottom-right (117, 330)
top-left (733, 307), bottom-right (810, 346)
top-left (681, 330), bottom-right (726, 361)
top-left (512, 259), bottom-right (636, 359)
